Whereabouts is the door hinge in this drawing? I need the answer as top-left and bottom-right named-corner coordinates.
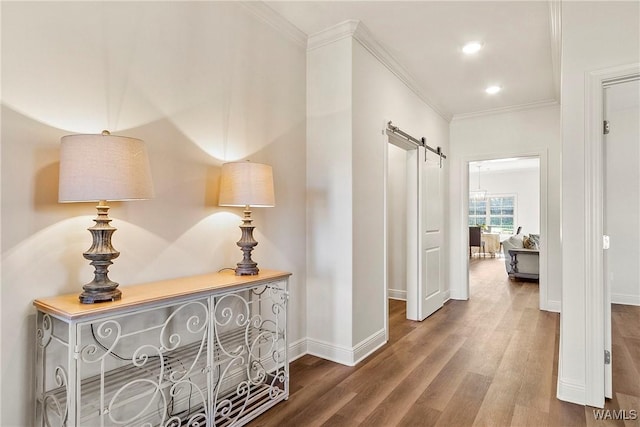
top-left (603, 235), bottom-right (610, 250)
top-left (604, 120), bottom-right (610, 135)
top-left (605, 349), bottom-right (611, 365)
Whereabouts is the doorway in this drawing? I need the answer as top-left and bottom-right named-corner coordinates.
top-left (584, 63), bottom-right (639, 408)
top-left (387, 143), bottom-right (409, 303)
top-left (465, 156), bottom-right (544, 304)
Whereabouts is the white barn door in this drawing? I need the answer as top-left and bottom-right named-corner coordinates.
top-left (416, 146), bottom-right (444, 320)
top-left (388, 129), bottom-right (444, 322)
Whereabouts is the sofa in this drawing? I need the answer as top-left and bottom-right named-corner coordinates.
top-left (502, 233), bottom-right (539, 281)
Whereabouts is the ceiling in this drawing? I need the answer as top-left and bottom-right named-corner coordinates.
top-left (265, 1), bottom-right (559, 119)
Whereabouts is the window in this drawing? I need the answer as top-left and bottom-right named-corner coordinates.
top-left (468, 195), bottom-right (516, 234)
top-left (468, 198), bottom-right (486, 227)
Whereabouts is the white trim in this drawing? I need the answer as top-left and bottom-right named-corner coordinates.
top-left (584, 63), bottom-right (640, 408)
top-left (383, 120), bottom-right (390, 344)
top-left (306, 338), bottom-right (354, 366)
top-left (307, 19), bottom-right (359, 51)
top-left (584, 67), bottom-right (606, 409)
top-left (307, 20), bottom-right (451, 122)
top-left (557, 378), bottom-right (586, 406)
top-left (448, 289), bottom-right (467, 301)
top-left (305, 329), bottom-right (387, 367)
top-left (351, 23), bottom-right (451, 122)
top-left (451, 99), bottom-right (558, 121)
top-left (611, 293), bottom-right (640, 306)
top-left (240, 1), bottom-right (307, 48)
top-left (546, 299), bottom-right (561, 313)
top-left (352, 329), bottom-right (387, 365)
top-left (388, 289), bottom-right (407, 301)
top-left (406, 148), bottom-right (419, 320)
top-left (442, 290), bottom-right (451, 303)
top-left (288, 338), bottom-right (308, 363)
top-left (548, 0), bottom-right (562, 99)
top-left (538, 151), bottom-right (550, 313)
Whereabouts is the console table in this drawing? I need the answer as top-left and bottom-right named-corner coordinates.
top-left (33, 269), bottom-right (291, 427)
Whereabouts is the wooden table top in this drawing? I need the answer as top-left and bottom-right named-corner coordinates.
top-left (33, 269), bottom-right (291, 321)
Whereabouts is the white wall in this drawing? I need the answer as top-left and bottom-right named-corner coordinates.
top-left (352, 38), bottom-right (450, 345)
top-left (471, 166), bottom-right (540, 236)
top-left (450, 105), bottom-right (561, 311)
top-left (306, 35), bottom-right (354, 353)
top-left (387, 144), bottom-right (408, 299)
top-left (306, 21), bottom-right (449, 364)
top-left (1, 3), bottom-right (307, 426)
top-left (559, 0), bottom-right (640, 405)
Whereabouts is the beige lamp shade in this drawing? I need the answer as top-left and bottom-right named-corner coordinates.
top-left (218, 161), bottom-right (275, 207)
top-left (58, 133), bottom-right (154, 202)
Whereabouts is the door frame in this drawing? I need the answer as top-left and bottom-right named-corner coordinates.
top-left (460, 150), bottom-right (548, 311)
top-left (584, 63), bottom-right (640, 408)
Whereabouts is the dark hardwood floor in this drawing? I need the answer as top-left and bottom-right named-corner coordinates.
top-left (249, 257), bottom-right (640, 426)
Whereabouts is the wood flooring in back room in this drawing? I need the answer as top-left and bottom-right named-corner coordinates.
top-left (248, 256), bottom-right (640, 427)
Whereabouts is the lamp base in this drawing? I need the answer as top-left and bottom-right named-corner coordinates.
top-left (234, 207), bottom-right (259, 276)
top-left (79, 286), bottom-right (122, 304)
top-left (235, 264), bottom-right (259, 276)
top-left (79, 201), bottom-right (122, 304)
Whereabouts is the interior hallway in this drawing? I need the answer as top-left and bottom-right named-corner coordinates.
top-left (249, 257), bottom-right (639, 426)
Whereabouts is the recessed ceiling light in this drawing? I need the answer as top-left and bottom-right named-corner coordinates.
top-left (462, 41), bottom-right (483, 55)
top-left (485, 85), bottom-right (501, 95)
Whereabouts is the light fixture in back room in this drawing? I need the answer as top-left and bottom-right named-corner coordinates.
top-left (470, 163), bottom-right (487, 201)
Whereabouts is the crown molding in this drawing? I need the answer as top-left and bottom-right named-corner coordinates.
top-left (451, 99), bottom-right (559, 121)
top-left (352, 21), bottom-right (452, 122)
top-left (240, 1), bottom-right (307, 48)
top-left (307, 19), bottom-right (360, 51)
top-left (308, 20), bottom-right (452, 122)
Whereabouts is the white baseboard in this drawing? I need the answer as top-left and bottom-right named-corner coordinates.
top-left (442, 290), bottom-right (451, 303)
top-left (306, 329), bottom-right (387, 366)
top-left (306, 338), bottom-right (355, 365)
top-left (611, 293), bottom-right (640, 306)
top-left (388, 289), bottom-right (406, 300)
top-left (352, 329), bottom-right (387, 365)
top-left (556, 377), bottom-right (585, 405)
top-left (544, 299), bottom-right (561, 313)
top-left (388, 290), bottom-right (451, 304)
top-left (288, 338), bottom-right (307, 362)
top-left (448, 289), bottom-right (468, 301)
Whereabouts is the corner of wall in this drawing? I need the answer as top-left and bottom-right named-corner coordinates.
top-left (544, 299), bottom-right (561, 313)
top-left (305, 328), bottom-right (386, 366)
top-left (288, 338), bottom-right (308, 363)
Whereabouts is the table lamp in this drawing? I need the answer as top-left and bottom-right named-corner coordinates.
top-left (218, 161), bottom-right (275, 275)
top-left (58, 131), bottom-right (154, 303)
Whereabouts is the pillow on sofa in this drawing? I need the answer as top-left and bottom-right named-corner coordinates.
top-left (506, 234), bottom-right (524, 249)
top-left (524, 234), bottom-right (540, 250)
